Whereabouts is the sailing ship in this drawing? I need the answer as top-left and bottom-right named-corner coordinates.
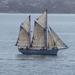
top-left (15, 10), bottom-right (68, 55)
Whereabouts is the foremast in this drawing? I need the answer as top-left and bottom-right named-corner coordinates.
top-left (29, 15), bottom-right (32, 48)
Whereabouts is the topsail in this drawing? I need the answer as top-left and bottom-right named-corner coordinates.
top-left (36, 11), bottom-right (47, 28)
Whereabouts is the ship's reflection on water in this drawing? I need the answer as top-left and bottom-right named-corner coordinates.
top-left (16, 54), bottom-right (58, 61)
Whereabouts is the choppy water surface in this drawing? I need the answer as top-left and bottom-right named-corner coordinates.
top-left (0, 13), bottom-right (75, 75)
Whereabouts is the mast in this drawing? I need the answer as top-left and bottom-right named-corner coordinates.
top-left (29, 15), bottom-right (31, 46)
top-left (45, 9), bottom-right (48, 49)
top-left (29, 15), bottom-right (33, 47)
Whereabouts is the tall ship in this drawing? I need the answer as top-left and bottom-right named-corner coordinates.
top-left (15, 10), bottom-right (68, 55)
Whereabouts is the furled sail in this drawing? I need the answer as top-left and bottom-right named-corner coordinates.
top-left (32, 21), bottom-right (45, 49)
top-left (16, 16), bottom-right (30, 48)
top-left (48, 26), bottom-right (68, 49)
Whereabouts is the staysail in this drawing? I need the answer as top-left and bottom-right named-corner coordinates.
top-left (32, 21), bottom-right (45, 49)
top-left (48, 26), bottom-right (68, 49)
top-left (48, 29), bottom-right (55, 49)
top-left (16, 16), bottom-right (30, 48)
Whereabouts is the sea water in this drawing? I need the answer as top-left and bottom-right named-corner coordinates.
top-left (0, 13), bottom-right (75, 75)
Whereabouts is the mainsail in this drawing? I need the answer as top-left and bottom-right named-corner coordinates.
top-left (16, 16), bottom-right (30, 48)
top-left (48, 26), bottom-right (68, 49)
top-left (34, 10), bottom-right (48, 48)
top-left (32, 21), bottom-right (45, 49)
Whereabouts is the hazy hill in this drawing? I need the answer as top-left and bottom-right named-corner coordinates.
top-left (0, 0), bottom-right (75, 13)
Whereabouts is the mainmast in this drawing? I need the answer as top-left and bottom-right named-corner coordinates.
top-left (45, 9), bottom-right (48, 49)
top-left (29, 15), bottom-right (32, 47)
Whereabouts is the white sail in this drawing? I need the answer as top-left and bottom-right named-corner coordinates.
top-left (32, 21), bottom-right (45, 49)
top-left (16, 16), bottom-right (30, 48)
top-left (48, 26), bottom-right (68, 49)
top-left (36, 10), bottom-right (47, 28)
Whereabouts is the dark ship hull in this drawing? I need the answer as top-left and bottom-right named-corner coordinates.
top-left (18, 48), bottom-right (58, 55)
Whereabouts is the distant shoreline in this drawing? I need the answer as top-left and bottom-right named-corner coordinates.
top-left (0, 0), bottom-right (75, 13)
